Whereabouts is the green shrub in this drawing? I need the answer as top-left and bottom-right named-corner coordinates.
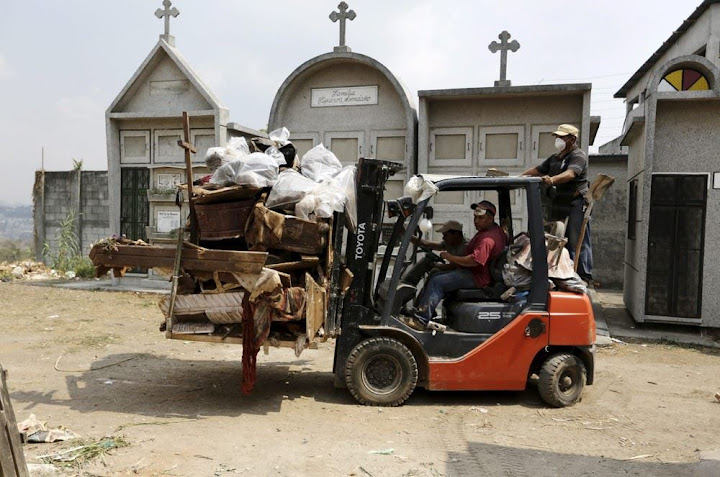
top-left (43, 210), bottom-right (84, 273)
top-left (72, 256), bottom-right (96, 278)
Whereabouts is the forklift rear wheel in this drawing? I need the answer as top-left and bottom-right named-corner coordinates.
top-left (538, 353), bottom-right (587, 408)
top-left (345, 337), bottom-right (418, 407)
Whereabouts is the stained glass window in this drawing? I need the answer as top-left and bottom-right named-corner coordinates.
top-left (658, 68), bottom-right (710, 92)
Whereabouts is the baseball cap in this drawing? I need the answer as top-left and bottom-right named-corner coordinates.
top-left (436, 220), bottom-right (463, 233)
top-left (470, 200), bottom-right (496, 217)
top-left (553, 124), bottom-right (579, 137)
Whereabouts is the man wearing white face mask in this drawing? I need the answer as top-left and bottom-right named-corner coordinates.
top-left (522, 124), bottom-right (593, 282)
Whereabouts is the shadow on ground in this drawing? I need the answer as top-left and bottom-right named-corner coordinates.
top-left (11, 353), bottom-right (344, 418)
top-left (11, 352), bottom-right (551, 418)
top-left (445, 440), bottom-right (700, 477)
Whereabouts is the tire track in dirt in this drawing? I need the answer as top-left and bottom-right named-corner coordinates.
top-left (441, 411), bottom-right (530, 477)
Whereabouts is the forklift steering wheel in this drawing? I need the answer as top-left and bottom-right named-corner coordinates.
top-left (415, 242), bottom-right (444, 263)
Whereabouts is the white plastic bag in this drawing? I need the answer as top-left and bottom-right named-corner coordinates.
top-left (264, 146), bottom-right (287, 166)
top-left (331, 166), bottom-right (357, 230)
top-left (204, 137), bottom-right (250, 173)
top-left (205, 146), bottom-right (241, 173)
top-left (227, 136), bottom-right (250, 156)
top-left (269, 127), bottom-right (291, 147)
top-left (295, 189), bottom-right (344, 220)
top-left (294, 166), bottom-right (357, 223)
top-left (404, 175), bottom-right (439, 204)
top-left (300, 144), bottom-right (342, 182)
top-left (210, 153), bottom-right (278, 188)
top-left (266, 169), bottom-right (318, 209)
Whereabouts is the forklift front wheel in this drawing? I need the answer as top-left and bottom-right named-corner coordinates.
top-left (345, 337), bottom-right (418, 407)
top-left (538, 353), bottom-right (587, 408)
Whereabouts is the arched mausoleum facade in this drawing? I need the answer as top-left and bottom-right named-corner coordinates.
top-left (268, 51), bottom-right (418, 201)
top-left (621, 54), bottom-right (720, 327)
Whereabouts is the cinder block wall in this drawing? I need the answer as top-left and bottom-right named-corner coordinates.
top-left (79, 171), bottom-right (110, 249)
top-left (33, 170), bottom-right (110, 262)
top-left (590, 155), bottom-right (628, 289)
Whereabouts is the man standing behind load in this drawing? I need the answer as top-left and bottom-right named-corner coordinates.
top-left (522, 124), bottom-right (592, 282)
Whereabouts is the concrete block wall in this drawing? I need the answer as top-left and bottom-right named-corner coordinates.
top-left (590, 155), bottom-right (628, 289)
top-left (79, 171), bottom-right (110, 250)
top-left (33, 170), bottom-right (111, 262)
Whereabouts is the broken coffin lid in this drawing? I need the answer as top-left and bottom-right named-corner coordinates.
top-left (245, 203), bottom-right (329, 255)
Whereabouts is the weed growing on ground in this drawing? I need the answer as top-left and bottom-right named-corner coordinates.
top-left (43, 209), bottom-right (96, 277)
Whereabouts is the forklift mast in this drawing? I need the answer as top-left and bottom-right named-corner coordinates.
top-left (333, 158), bottom-right (401, 378)
top-left (344, 158), bottom-right (402, 311)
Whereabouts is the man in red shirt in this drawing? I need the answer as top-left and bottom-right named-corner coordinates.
top-left (414, 200), bottom-right (506, 327)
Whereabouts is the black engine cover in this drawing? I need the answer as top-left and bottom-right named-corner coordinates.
top-left (445, 301), bottom-right (522, 334)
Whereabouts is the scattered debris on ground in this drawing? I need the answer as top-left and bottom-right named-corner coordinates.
top-left (0, 261), bottom-right (59, 281)
top-left (17, 414), bottom-right (79, 443)
top-left (36, 436), bottom-right (128, 466)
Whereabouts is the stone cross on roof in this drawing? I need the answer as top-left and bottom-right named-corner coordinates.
top-left (488, 31), bottom-right (520, 87)
top-left (329, 2), bottom-right (356, 53)
top-left (155, 0), bottom-right (180, 46)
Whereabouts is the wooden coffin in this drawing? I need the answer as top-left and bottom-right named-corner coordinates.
top-left (89, 243), bottom-right (268, 275)
top-left (195, 199), bottom-right (255, 240)
top-left (245, 204), bottom-right (329, 255)
top-left (159, 292), bottom-right (245, 324)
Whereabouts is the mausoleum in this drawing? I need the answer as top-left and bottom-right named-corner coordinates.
top-left (616, 0), bottom-right (720, 328)
top-left (105, 1), bottom-right (262, 245)
top-left (268, 2), bottom-right (418, 201)
top-left (417, 31), bottom-right (600, 238)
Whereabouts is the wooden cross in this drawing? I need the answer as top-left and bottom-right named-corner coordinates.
top-left (488, 31), bottom-right (520, 87)
top-left (155, 0), bottom-right (180, 40)
top-left (329, 2), bottom-right (356, 49)
top-left (178, 111), bottom-right (198, 244)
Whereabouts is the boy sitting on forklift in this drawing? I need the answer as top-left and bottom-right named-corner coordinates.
top-left (414, 200), bottom-right (507, 328)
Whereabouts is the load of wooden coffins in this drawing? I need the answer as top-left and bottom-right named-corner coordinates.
top-left (89, 129), bottom-right (355, 365)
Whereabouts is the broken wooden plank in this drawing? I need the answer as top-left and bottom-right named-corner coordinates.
top-left (90, 244), bottom-right (268, 275)
top-left (168, 333), bottom-right (317, 350)
top-left (0, 366), bottom-right (30, 477)
top-left (305, 273), bottom-right (326, 342)
top-left (180, 184), bottom-right (261, 205)
top-left (171, 323), bottom-right (215, 335)
top-left (266, 256), bottom-right (320, 272)
top-left (191, 270), bottom-right (291, 291)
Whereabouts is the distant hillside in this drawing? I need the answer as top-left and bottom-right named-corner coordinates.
top-left (0, 204), bottom-right (33, 241)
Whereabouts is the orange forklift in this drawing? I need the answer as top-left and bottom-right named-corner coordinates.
top-left (329, 158), bottom-right (596, 407)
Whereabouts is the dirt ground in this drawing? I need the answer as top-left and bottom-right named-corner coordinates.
top-left (1, 282), bottom-right (719, 477)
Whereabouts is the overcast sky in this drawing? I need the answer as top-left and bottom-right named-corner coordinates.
top-left (0, 0), bottom-right (702, 205)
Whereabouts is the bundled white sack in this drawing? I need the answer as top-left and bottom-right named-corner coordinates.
top-left (227, 136), bottom-right (251, 155)
top-left (330, 166), bottom-right (357, 229)
top-left (300, 144), bottom-right (342, 182)
top-left (266, 169), bottom-right (318, 209)
top-left (264, 146), bottom-right (287, 166)
top-left (210, 152), bottom-right (279, 188)
top-left (269, 127), bottom-right (291, 147)
top-left (404, 175), bottom-right (439, 204)
top-left (204, 137), bottom-right (251, 173)
top-left (295, 166), bottom-right (357, 226)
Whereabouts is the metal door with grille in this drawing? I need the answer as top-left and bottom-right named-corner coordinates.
top-left (120, 168), bottom-right (149, 241)
top-left (645, 174), bottom-right (707, 319)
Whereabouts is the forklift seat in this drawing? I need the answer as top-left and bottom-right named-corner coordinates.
top-left (447, 251), bottom-right (508, 302)
top-left (452, 282), bottom-right (506, 301)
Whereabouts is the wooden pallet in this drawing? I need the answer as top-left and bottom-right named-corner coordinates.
top-left (0, 366), bottom-right (29, 477)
